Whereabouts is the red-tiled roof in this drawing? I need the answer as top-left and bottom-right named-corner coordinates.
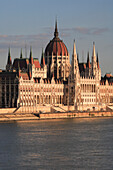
top-left (33, 59), bottom-right (41, 69)
top-left (105, 73), bottom-right (112, 78)
top-left (19, 72), bottom-right (29, 80)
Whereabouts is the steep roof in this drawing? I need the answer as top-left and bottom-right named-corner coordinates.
top-left (19, 72), bottom-right (29, 80)
top-left (33, 58), bottom-right (41, 69)
top-left (13, 58), bottom-right (29, 70)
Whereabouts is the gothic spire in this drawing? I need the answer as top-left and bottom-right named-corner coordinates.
top-left (54, 19), bottom-right (59, 38)
top-left (7, 48), bottom-right (12, 65)
top-left (97, 52), bottom-right (100, 68)
top-left (73, 39), bottom-right (77, 56)
top-left (87, 52), bottom-right (89, 62)
top-left (97, 52), bottom-right (98, 62)
top-left (20, 48), bottom-right (23, 59)
top-left (92, 42), bottom-right (97, 76)
top-left (41, 48), bottom-right (45, 67)
top-left (92, 42), bottom-right (96, 58)
top-left (87, 52), bottom-right (91, 68)
top-left (29, 46), bottom-right (33, 65)
top-left (72, 39), bottom-right (79, 78)
top-left (77, 53), bottom-right (79, 64)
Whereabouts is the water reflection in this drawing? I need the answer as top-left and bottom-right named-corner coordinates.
top-left (0, 118), bottom-right (113, 169)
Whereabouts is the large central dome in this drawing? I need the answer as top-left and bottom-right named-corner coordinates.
top-left (45, 21), bottom-right (68, 56)
top-left (44, 20), bottom-right (70, 80)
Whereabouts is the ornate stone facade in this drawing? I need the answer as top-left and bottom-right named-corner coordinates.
top-left (69, 40), bottom-right (113, 111)
top-left (0, 21), bottom-right (113, 111)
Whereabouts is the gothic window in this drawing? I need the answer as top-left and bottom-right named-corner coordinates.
top-left (54, 67), bottom-right (57, 78)
top-left (59, 68), bottom-right (61, 77)
top-left (60, 96), bottom-right (62, 104)
top-left (49, 96), bottom-right (50, 104)
top-left (94, 85), bottom-right (96, 92)
top-left (61, 71), bottom-right (64, 77)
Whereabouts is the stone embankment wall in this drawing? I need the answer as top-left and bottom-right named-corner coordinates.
top-left (0, 113), bottom-right (39, 122)
top-left (0, 106), bottom-right (74, 114)
top-left (0, 107), bottom-right (113, 122)
top-left (0, 108), bottom-right (16, 114)
top-left (39, 111), bottom-right (113, 119)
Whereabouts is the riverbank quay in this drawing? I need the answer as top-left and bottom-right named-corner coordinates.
top-left (38, 111), bottom-right (113, 119)
top-left (0, 113), bottom-right (39, 123)
top-left (0, 110), bottom-right (113, 123)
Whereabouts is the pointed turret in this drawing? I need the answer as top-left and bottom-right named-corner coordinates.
top-left (77, 53), bottom-right (79, 64)
top-left (17, 61), bottom-right (21, 78)
top-left (54, 19), bottom-right (59, 38)
top-left (97, 53), bottom-right (100, 69)
top-left (86, 52), bottom-right (91, 68)
top-left (41, 48), bottom-right (45, 67)
top-left (72, 40), bottom-right (79, 78)
top-left (73, 39), bottom-right (77, 56)
top-left (20, 48), bottom-right (23, 59)
top-left (96, 52), bottom-right (101, 80)
top-left (29, 46), bottom-right (33, 65)
top-left (71, 40), bottom-right (80, 108)
top-left (87, 52), bottom-right (89, 62)
top-left (92, 42), bottom-right (96, 60)
top-left (6, 48), bottom-right (12, 71)
top-left (7, 48), bottom-right (12, 65)
top-left (92, 42), bottom-right (97, 77)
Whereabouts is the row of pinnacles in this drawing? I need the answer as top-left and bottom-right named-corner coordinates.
top-left (6, 19), bottom-right (101, 83)
top-left (6, 40), bottom-right (101, 83)
top-left (1, 20), bottom-right (113, 111)
top-left (71, 40), bottom-right (101, 81)
top-left (6, 47), bottom-right (47, 80)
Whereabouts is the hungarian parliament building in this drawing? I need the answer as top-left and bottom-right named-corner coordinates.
top-left (0, 21), bottom-right (113, 112)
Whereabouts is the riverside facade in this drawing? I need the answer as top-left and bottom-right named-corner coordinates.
top-left (0, 21), bottom-right (113, 111)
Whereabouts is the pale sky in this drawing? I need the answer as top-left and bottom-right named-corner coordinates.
top-left (0, 0), bottom-right (113, 76)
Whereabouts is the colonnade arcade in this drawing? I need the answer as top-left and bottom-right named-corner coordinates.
top-left (19, 79), bottom-right (64, 107)
top-left (81, 84), bottom-right (96, 93)
top-left (20, 94), bottom-right (63, 106)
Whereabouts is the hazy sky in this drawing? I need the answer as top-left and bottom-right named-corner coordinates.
top-left (0, 0), bottom-right (113, 75)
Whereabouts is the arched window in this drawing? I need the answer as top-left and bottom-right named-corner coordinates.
top-left (49, 95), bottom-right (51, 104)
top-left (59, 67), bottom-right (61, 77)
top-left (60, 96), bottom-right (62, 104)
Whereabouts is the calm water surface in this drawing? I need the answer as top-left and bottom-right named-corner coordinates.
top-left (0, 118), bottom-right (113, 170)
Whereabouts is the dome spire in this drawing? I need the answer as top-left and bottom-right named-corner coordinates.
top-left (54, 19), bottom-right (59, 38)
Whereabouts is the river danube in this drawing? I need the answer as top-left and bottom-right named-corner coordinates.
top-left (0, 118), bottom-right (113, 170)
